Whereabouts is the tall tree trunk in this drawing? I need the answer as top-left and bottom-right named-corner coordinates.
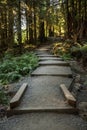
top-left (66, 0), bottom-right (70, 38)
top-left (46, 0), bottom-right (50, 38)
top-left (1, 8), bottom-right (8, 51)
top-left (33, 3), bottom-right (37, 43)
top-left (18, 0), bottom-right (22, 52)
top-left (8, 3), bottom-right (14, 48)
top-left (46, 21), bottom-right (48, 37)
top-left (83, 0), bottom-right (87, 38)
top-left (28, 0), bottom-right (34, 43)
top-left (25, 0), bottom-right (29, 43)
top-left (39, 21), bottom-right (45, 43)
top-left (29, 9), bottom-right (33, 43)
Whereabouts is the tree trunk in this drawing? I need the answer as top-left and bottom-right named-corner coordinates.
top-left (39, 21), bottom-right (45, 43)
top-left (18, 0), bottom-right (22, 52)
top-left (33, 3), bottom-right (37, 43)
top-left (8, 4), bottom-right (14, 48)
top-left (0, 8), bottom-right (8, 51)
top-left (29, 10), bottom-right (33, 43)
top-left (25, 0), bottom-right (29, 43)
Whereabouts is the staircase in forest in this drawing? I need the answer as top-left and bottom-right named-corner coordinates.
top-left (7, 46), bottom-right (78, 116)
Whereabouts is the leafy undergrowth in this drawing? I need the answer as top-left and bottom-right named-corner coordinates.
top-left (0, 89), bottom-right (9, 105)
top-left (51, 40), bottom-right (87, 68)
top-left (0, 52), bottom-right (39, 85)
top-left (51, 41), bottom-right (73, 60)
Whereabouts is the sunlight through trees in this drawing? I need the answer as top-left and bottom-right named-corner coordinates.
top-left (0, 0), bottom-right (87, 53)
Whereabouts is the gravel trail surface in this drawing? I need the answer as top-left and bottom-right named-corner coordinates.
top-left (0, 113), bottom-right (87, 130)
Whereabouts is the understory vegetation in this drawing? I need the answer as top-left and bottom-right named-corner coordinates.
top-left (0, 89), bottom-right (9, 105)
top-left (0, 52), bottom-right (38, 85)
top-left (52, 40), bottom-right (87, 66)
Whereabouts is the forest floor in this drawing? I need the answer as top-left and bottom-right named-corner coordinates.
top-left (0, 43), bottom-right (87, 130)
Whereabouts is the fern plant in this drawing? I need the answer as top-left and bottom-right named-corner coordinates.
top-left (0, 52), bottom-right (38, 85)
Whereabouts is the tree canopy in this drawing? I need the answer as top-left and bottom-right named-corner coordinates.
top-left (0, 0), bottom-right (87, 53)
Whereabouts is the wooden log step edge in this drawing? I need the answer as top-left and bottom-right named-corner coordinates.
top-left (60, 84), bottom-right (76, 107)
top-left (10, 83), bottom-right (28, 109)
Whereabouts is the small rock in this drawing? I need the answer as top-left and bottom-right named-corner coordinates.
top-left (74, 83), bottom-right (81, 91)
top-left (83, 80), bottom-right (87, 90)
top-left (75, 74), bottom-right (81, 83)
top-left (79, 102), bottom-right (87, 112)
top-left (0, 105), bottom-right (7, 118)
top-left (80, 85), bottom-right (84, 90)
top-left (0, 86), bottom-right (4, 91)
top-left (79, 112), bottom-right (87, 121)
top-left (4, 85), bottom-right (9, 91)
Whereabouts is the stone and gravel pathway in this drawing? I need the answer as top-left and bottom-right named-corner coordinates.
top-left (16, 76), bottom-right (72, 109)
top-left (0, 45), bottom-right (87, 130)
top-left (14, 45), bottom-right (73, 109)
top-left (0, 113), bottom-right (87, 130)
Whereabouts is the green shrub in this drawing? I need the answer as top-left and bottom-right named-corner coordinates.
top-left (71, 45), bottom-right (87, 59)
top-left (61, 53), bottom-right (72, 61)
top-left (80, 45), bottom-right (87, 53)
top-left (0, 90), bottom-right (8, 105)
top-left (0, 52), bottom-right (38, 85)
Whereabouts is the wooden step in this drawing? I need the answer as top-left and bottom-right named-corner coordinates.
top-left (37, 55), bottom-right (57, 57)
top-left (60, 84), bottom-right (76, 107)
top-left (7, 106), bottom-right (78, 116)
top-left (39, 61), bottom-right (69, 66)
top-left (10, 83), bottom-right (28, 109)
top-left (38, 57), bottom-right (63, 61)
